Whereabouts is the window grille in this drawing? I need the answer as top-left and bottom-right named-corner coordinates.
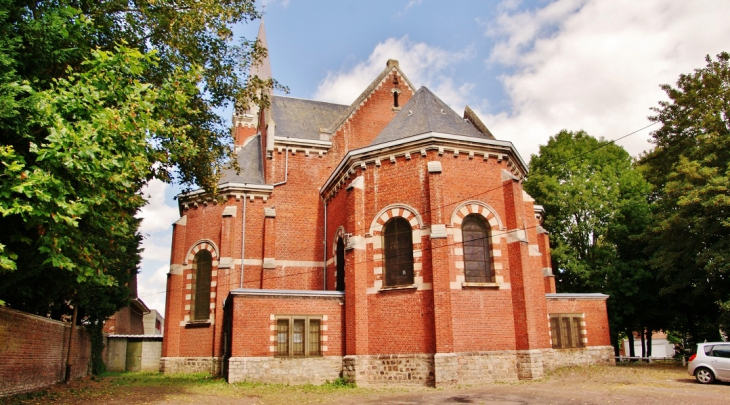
top-left (383, 217), bottom-right (414, 286)
top-left (192, 250), bottom-right (212, 321)
top-left (275, 316), bottom-right (322, 357)
top-left (461, 215), bottom-right (493, 283)
top-left (550, 314), bottom-right (585, 349)
top-left (309, 319), bottom-right (321, 355)
top-left (276, 319), bottom-right (289, 356)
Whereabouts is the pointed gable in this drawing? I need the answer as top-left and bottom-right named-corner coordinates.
top-left (370, 87), bottom-right (491, 146)
top-left (321, 60), bottom-right (416, 143)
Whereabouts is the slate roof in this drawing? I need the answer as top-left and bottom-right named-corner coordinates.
top-left (270, 96), bottom-right (348, 140)
top-left (218, 134), bottom-right (265, 185)
top-left (370, 87), bottom-right (491, 146)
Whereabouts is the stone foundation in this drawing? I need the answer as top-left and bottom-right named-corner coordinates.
top-left (159, 357), bottom-right (221, 375)
top-left (160, 346), bottom-right (615, 386)
top-left (344, 354), bottom-right (435, 386)
top-left (543, 345), bottom-right (615, 371)
top-left (226, 356), bottom-right (343, 384)
top-left (435, 351), bottom-right (523, 387)
top-left (516, 349), bottom-right (545, 380)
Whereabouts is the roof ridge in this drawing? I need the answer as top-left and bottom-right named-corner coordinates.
top-left (322, 60), bottom-right (416, 134)
top-left (369, 86), bottom-right (489, 146)
top-left (274, 94), bottom-right (348, 106)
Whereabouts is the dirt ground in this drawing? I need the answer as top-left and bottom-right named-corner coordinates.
top-left (2, 363), bottom-right (728, 405)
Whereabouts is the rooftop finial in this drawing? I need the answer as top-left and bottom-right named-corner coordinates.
top-left (386, 59), bottom-right (399, 68)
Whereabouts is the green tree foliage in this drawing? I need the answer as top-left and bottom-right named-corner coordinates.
top-left (640, 52), bottom-right (730, 343)
top-left (0, 0), bottom-right (273, 371)
top-left (524, 130), bottom-right (659, 353)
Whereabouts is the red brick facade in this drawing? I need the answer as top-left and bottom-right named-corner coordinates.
top-left (161, 44), bottom-right (613, 385)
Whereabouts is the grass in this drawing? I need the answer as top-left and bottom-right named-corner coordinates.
top-left (2, 364), bottom-right (695, 405)
top-left (103, 371), bottom-right (219, 386)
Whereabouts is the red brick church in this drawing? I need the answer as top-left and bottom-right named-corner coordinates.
top-left (161, 21), bottom-right (613, 386)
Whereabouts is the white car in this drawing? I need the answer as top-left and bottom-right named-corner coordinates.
top-left (687, 342), bottom-right (730, 384)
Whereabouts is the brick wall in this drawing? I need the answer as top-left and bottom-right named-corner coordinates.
top-left (546, 296), bottom-right (612, 347)
top-left (229, 293), bottom-right (344, 357)
top-left (0, 307), bottom-right (91, 396)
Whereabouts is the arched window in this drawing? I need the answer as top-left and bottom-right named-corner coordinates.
top-left (192, 250), bottom-right (212, 320)
top-left (383, 217), bottom-right (414, 286)
top-left (336, 237), bottom-right (345, 292)
top-left (462, 215), bottom-right (492, 283)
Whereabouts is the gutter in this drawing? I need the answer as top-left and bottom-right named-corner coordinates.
top-left (320, 132), bottom-right (528, 193)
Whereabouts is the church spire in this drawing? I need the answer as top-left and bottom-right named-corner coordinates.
top-left (233, 18), bottom-right (272, 148)
top-left (250, 18), bottom-right (272, 80)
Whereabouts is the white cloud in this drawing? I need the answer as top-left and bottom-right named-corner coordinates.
top-left (261, 0), bottom-right (289, 9)
top-left (140, 237), bottom-right (172, 263)
top-left (137, 179), bottom-right (179, 235)
top-left (313, 36), bottom-right (475, 110)
top-left (397, 0), bottom-right (423, 16)
top-left (138, 264), bottom-right (170, 317)
top-left (482, 0), bottom-right (730, 158)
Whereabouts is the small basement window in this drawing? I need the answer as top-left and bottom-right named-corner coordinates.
top-left (550, 313), bottom-right (585, 349)
top-left (276, 315), bottom-right (322, 357)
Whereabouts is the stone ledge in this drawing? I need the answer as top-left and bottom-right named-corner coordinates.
top-left (462, 282), bottom-right (499, 288)
top-left (379, 284), bottom-right (418, 292)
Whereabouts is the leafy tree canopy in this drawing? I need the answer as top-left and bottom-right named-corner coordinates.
top-left (0, 0), bottom-right (273, 322)
top-left (524, 130), bottom-right (658, 352)
top-left (640, 52), bottom-right (730, 342)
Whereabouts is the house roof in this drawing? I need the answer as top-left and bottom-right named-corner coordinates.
top-left (218, 134), bottom-right (265, 185)
top-left (370, 86), bottom-right (491, 146)
top-left (270, 96), bottom-right (348, 140)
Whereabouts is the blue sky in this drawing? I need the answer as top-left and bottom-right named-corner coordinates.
top-left (136, 0), bottom-right (730, 315)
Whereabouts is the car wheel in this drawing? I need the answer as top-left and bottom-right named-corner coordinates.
top-left (695, 367), bottom-right (715, 384)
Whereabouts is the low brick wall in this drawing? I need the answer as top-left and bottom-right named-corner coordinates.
top-left (0, 307), bottom-right (91, 396)
top-left (227, 356), bottom-right (342, 384)
top-left (543, 345), bottom-right (615, 371)
top-left (160, 356), bottom-right (221, 375)
top-left (343, 354), bottom-right (435, 386)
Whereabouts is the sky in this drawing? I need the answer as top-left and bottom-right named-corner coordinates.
top-left (135, 0), bottom-right (730, 315)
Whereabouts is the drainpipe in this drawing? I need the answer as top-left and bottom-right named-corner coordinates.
top-left (272, 147), bottom-right (289, 187)
top-left (239, 194), bottom-right (247, 289)
top-left (323, 198), bottom-right (327, 290)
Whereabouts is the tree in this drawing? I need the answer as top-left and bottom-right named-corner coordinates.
top-left (524, 130), bottom-right (660, 354)
top-left (0, 1), bottom-right (276, 372)
top-left (640, 52), bottom-right (730, 344)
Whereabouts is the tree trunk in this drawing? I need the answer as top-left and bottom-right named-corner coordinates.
top-left (647, 330), bottom-right (653, 358)
top-left (640, 329), bottom-right (646, 358)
